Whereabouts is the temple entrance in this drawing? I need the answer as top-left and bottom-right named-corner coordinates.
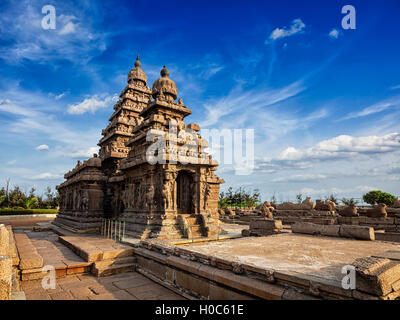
top-left (176, 170), bottom-right (194, 214)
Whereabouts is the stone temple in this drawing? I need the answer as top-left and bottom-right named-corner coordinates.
top-left (53, 55), bottom-right (224, 239)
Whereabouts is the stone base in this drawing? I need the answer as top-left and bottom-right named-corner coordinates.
top-left (52, 213), bottom-right (101, 234)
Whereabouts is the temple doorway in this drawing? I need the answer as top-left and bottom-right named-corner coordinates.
top-left (176, 170), bottom-right (194, 214)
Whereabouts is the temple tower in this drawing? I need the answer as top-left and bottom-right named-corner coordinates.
top-left (117, 66), bottom-right (224, 239)
top-left (54, 57), bottom-right (224, 240)
top-left (98, 55), bottom-right (152, 217)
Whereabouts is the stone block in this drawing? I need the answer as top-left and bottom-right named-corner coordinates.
top-left (209, 283), bottom-right (255, 300)
top-left (175, 271), bottom-right (210, 298)
top-left (320, 224), bottom-right (341, 237)
top-left (339, 225), bottom-right (375, 241)
top-left (292, 222), bottom-right (340, 237)
top-left (353, 256), bottom-right (400, 296)
top-left (213, 269), bottom-right (285, 300)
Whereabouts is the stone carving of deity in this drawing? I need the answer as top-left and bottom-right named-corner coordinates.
top-left (145, 185), bottom-right (155, 209)
top-left (81, 192), bottom-right (89, 211)
top-left (161, 181), bottom-right (171, 210)
top-left (203, 183), bottom-right (211, 210)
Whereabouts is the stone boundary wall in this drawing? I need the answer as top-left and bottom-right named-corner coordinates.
top-left (292, 222), bottom-right (375, 240)
top-left (0, 224), bottom-right (21, 300)
top-left (273, 209), bottom-right (400, 233)
top-left (131, 239), bottom-right (400, 300)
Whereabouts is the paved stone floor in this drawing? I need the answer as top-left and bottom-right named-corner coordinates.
top-left (183, 232), bottom-right (400, 283)
top-left (21, 272), bottom-right (186, 300)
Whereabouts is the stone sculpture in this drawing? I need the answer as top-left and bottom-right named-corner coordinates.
top-left (338, 205), bottom-right (359, 217)
top-left (366, 203), bottom-right (387, 218)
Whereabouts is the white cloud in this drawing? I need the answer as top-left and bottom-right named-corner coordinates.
top-left (328, 29), bottom-right (340, 39)
top-left (267, 19), bottom-right (306, 43)
top-left (28, 172), bottom-right (62, 180)
top-left (67, 94), bottom-right (118, 115)
top-left (58, 18), bottom-right (78, 35)
top-left (272, 174), bottom-right (328, 183)
top-left (0, 84), bottom-right (101, 160)
top-left (36, 144), bottom-right (49, 151)
top-left (58, 146), bottom-right (99, 158)
top-left (299, 185), bottom-right (377, 196)
top-left (280, 133), bottom-right (400, 161)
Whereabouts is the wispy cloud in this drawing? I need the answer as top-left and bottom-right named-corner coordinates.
top-left (0, 0), bottom-right (108, 65)
top-left (0, 84), bottom-right (101, 158)
top-left (199, 80), bottom-right (306, 127)
top-left (340, 96), bottom-right (400, 120)
top-left (328, 28), bottom-right (340, 39)
top-left (266, 18), bottom-right (306, 44)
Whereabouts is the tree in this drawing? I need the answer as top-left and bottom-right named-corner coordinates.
top-left (326, 194), bottom-right (339, 205)
top-left (363, 190), bottom-right (396, 206)
top-left (218, 187), bottom-right (261, 208)
top-left (341, 198), bottom-right (359, 206)
top-left (270, 193), bottom-right (277, 204)
top-left (24, 197), bottom-right (38, 209)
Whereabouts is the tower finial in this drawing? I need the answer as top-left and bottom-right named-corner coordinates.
top-left (160, 65), bottom-right (169, 77)
top-left (134, 53), bottom-right (141, 68)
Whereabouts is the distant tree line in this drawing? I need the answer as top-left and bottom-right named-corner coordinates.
top-left (219, 188), bottom-right (398, 208)
top-left (0, 180), bottom-right (59, 209)
top-left (219, 187), bottom-right (261, 208)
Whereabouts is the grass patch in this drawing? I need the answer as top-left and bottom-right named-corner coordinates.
top-left (0, 209), bottom-right (58, 215)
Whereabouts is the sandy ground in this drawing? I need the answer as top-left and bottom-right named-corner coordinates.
top-left (0, 216), bottom-right (55, 227)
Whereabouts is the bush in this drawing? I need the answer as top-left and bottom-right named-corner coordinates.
top-left (363, 190), bottom-right (396, 206)
top-left (0, 209), bottom-right (58, 215)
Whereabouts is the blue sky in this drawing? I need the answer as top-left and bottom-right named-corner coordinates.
top-left (0, 0), bottom-right (399, 202)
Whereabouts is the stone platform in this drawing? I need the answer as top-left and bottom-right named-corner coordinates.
top-left (131, 233), bottom-right (400, 300)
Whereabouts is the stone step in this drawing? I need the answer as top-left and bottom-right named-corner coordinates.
top-left (187, 224), bottom-right (202, 233)
top-left (93, 256), bottom-right (136, 269)
top-left (14, 233), bottom-right (43, 270)
top-left (92, 262), bottom-right (136, 277)
top-left (59, 235), bottom-right (134, 262)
